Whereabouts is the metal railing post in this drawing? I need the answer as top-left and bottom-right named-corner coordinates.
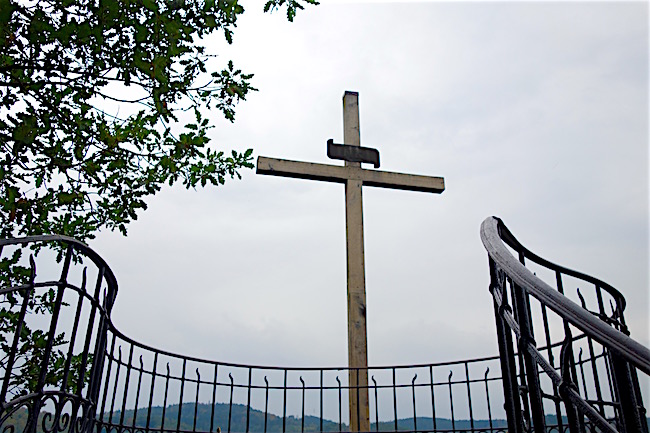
top-left (512, 279), bottom-right (546, 433)
top-left (610, 353), bottom-right (646, 433)
top-left (489, 258), bottom-right (524, 433)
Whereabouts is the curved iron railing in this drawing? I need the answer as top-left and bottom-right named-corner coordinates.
top-left (480, 216), bottom-right (649, 433)
top-left (0, 235), bottom-right (508, 433)
top-left (0, 220), bottom-right (647, 433)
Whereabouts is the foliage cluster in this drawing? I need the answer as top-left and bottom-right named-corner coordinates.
top-left (0, 0), bottom-right (317, 243)
top-left (0, 0), bottom-right (317, 406)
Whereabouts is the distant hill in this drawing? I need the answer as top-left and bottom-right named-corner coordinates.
top-left (3, 402), bottom-right (649, 432)
top-left (106, 403), bottom-right (649, 433)
top-left (102, 403), bottom-right (532, 432)
top-left (105, 402), bottom-right (340, 432)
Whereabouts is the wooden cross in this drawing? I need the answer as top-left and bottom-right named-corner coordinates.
top-left (257, 91), bottom-right (445, 432)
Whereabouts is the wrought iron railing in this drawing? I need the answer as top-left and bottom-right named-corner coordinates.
top-left (0, 219), bottom-right (647, 433)
top-left (0, 235), bottom-right (508, 433)
top-left (480, 216), bottom-right (649, 433)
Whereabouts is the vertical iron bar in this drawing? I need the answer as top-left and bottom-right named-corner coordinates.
top-left (614, 296), bottom-right (628, 333)
top-left (559, 332), bottom-right (582, 433)
top-left (603, 335), bottom-right (617, 404)
top-left (490, 259), bottom-right (523, 433)
top-left (609, 346), bottom-right (626, 433)
top-left (283, 370), bottom-right (287, 433)
top-left (161, 363), bottom-right (171, 432)
top-left (586, 335), bottom-right (606, 418)
top-left (35, 245), bottom-right (73, 394)
top-left (194, 369), bottom-right (201, 432)
top-left (541, 302), bottom-right (564, 432)
top-left (594, 285), bottom-right (605, 318)
top-left (177, 359), bottom-right (187, 433)
top-left (392, 368), bottom-right (398, 432)
top-left (60, 268), bottom-right (87, 393)
top-left (574, 351), bottom-right (587, 433)
top-left (511, 278), bottom-right (532, 432)
top-left (210, 364), bottom-right (218, 433)
top-left (576, 290), bottom-right (606, 420)
top-left (429, 366), bottom-right (437, 432)
top-left (448, 371), bottom-right (455, 433)
top-left (484, 368), bottom-right (493, 432)
top-left (264, 376), bottom-right (269, 433)
top-left (512, 275), bottom-right (546, 433)
top-left (146, 352), bottom-right (158, 432)
top-left (79, 264), bottom-right (104, 398)
top-left (411, 374), bottom-right (417, 433)
top-left (558, 272), bottom-right (586, 433)
top-left (108, 346), bottom-right (123, 427)
top-left (465, 363), bottom-right (474, 432)
top-left (300, 376), bottom-right (305, 433)
top-left (552, 382), bottom-right (564, 433)
top-left (372, 376), bottom-right (378, 432)
top-left (540, 305), bottom-right (554, 367)
top-left (517, 253), bottom-right (535, 342)
top-left (133, 355), bottom-right (144, 429)
top-left (555, 271), bottom-right (565, 297)
top-left (630, 367), bottom-right (649, 433)
top-left (246, 368), bottom-right (252, 433)
top-left (320, 370), bottom-right (324, 433)
top-left (119, 343), bottom-right (135, 428)
top-left (610, 353), bottom-right (644, 433)
top-left (337, 376), bottom-right (342, 432)
top-left (578, 350), bottom-right (588, 400)
top-left (88, 286), bottom-right (112, 406)
top-left (228, 373), bottom-right (234, 433)
top-left (99, 334), bottom-right (117, 423)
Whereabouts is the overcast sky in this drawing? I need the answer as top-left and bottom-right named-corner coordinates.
top-left (91, 0), bottom-right (648, 382)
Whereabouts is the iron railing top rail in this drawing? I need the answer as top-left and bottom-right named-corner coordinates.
top-left (480, 216), bottom-right (650, 375)
top-left (481, 217), bottom-right (627, 310)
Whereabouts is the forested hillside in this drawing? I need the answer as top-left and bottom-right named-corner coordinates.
top-left (3, 403), bottom-right (649, 432)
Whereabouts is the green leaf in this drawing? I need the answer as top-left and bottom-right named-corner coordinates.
top-left (0, 0), bottom-right (15, 37)
top-left (57, 192), bottom-right (79, 205)
top-left (142, 0), bottom-right (158, 12)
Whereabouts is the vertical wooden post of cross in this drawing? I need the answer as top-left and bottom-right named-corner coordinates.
top-left (342, 91), bottom-right (370, 433)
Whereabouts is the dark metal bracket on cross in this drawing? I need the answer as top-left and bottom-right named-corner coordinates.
top-left (256, 91), bottom-right (445, 432)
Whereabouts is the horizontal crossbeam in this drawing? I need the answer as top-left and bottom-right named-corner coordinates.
top-left (257, 156), bottom-right (445, 193)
